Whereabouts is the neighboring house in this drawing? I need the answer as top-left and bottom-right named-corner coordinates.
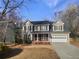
top-left (22, 20), bottom-right (70, 42)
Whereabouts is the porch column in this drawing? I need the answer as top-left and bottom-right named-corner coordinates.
top-left (37, 34), bottom-right (38, 41)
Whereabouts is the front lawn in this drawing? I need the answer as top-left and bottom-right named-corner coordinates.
top-left (9, 45), bottom-right (60, 59)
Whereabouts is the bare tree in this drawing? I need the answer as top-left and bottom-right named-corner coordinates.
top-left (0, 0), bottom-right (35, 44)
top-left (57, 4), bottom-right (79, 38)
top-left (1, 0), bottom-right (24, 18)
top-left (58, 5), bottom-right (79, 32)
top-left (0, 0), bottom-right (24, 44)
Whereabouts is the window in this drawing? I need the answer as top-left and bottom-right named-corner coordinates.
top-left (58, 26), bottom-right (62, 31)
top-left (54, 26), bottom-right (58, 30)
top-left (46, 25), bottom-right (48, 31)
top-left (41, 26), bottom-right (45, 31)
top-left (34, 25), bottom-right (49, 31)
top-left (41, 25), bottom-right (48, 31)
top-left (53, 25), bottom-right (63, 31)
top-left (34, 26), bottom-right (38, 31)
top-left (38, 26), bottom-right (40, 31)
top-left (29, 26), bottom-right (31, 31)
top-left (23, 26), bottom-right (26, 32)
top-left (28, 26), bottom-right (30, 30)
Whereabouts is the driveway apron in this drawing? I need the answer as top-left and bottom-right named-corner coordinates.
top-left (52, 42), bottom-right (79, 59)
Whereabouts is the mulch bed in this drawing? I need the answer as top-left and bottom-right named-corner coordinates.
top-left (0, 48), bottom-right (22, 59)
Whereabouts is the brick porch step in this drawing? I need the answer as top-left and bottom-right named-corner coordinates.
top-left (32, 41), bottom-right (50, 45)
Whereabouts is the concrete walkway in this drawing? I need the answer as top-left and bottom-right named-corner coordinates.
top-left (52, 43), bottom-right (79, 59)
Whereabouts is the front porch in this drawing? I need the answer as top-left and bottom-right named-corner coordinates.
top-left (31, 34), bottom-right (50, 44)
top-left (32, 34), bottom-right (49, 41)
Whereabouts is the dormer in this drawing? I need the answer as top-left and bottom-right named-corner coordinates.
top-left (53, 20), bottom-right (64, 32)
top-left (25, 20), bottom-right (33, 32)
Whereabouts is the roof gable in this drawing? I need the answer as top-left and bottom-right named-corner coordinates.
top-left (53, 20), bottom-right (64, 26)
top-left (26, 20), bottom-right (32, 25)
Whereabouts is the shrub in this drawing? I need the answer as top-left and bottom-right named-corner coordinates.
top-left (70, 32), bottom-right (75, 38)
top-left (15, 39), bottom-right (23, 44)
top-left (70, 32), bottom-right (79, 38)
top-left (0, 43), bottom-right (9, 52)
top-left (25, 38), bottom-right (32, 44)
top-left (70, 32), bottom-right (79, 41)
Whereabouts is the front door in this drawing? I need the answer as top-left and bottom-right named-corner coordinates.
top-left (38, 34), bottom-right (42, 41)
top-left (38, 34), bottom-right (48, 41)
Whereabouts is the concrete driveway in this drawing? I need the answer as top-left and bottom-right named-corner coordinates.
top-left (52, 42), bottom-right (79, 59)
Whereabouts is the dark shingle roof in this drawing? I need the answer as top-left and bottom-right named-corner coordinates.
top-left (31, 21), bottom-right (52, 25)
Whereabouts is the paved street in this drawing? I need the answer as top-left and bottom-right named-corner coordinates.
top-left (52, 42), bottom-right (79, 59)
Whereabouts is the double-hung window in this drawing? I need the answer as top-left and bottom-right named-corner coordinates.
top-left (53, 25), bottom-right (63, 31)
top-left (41, 26), bottom-right (46, 31)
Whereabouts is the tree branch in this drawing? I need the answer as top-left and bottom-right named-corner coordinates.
top-left (6, 0), bottom-right (24, 14)
top-left (2, 0), bottom-right (10, 16)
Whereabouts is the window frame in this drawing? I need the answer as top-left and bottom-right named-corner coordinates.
top-left (53, 25), bottom-right (63, 31)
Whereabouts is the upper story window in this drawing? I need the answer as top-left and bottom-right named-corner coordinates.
top-left (34, 26), bottom-right (38, 31)
top-left (34, 26), bottom-right (41, 31)
top-left (41, 26), bottom-right (45, 31)
top-left (34, 25), bottom-right (49, 31)
top-left (28, 26), bottom-right (31, 31)
top-left (53, 25), bottom-right (63, 31)
top-left (46, 25), bottom-right (48, 30)
top-left (53, 20), bottom-right (64, 32)
top-left (41, 25), bottom-right (49, 31)
top-left (24, 26), bottom-right (26, 32)
top-left (53, 20), bottom-right (64, 31)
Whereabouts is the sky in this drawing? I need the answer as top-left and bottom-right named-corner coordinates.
top-left (0, 0), bottom-right (79, 21)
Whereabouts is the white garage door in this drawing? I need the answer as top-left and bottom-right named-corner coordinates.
top-left (51, 34), bottom-right (69, 42)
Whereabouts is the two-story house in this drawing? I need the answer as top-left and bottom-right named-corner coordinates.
top-left (22, 20), bottom-right (70, 42)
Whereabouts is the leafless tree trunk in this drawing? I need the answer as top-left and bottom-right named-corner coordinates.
top-left (0, 0), bottom-right (24, 44)
top-left (57, 4), bottom-right (79, 33)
